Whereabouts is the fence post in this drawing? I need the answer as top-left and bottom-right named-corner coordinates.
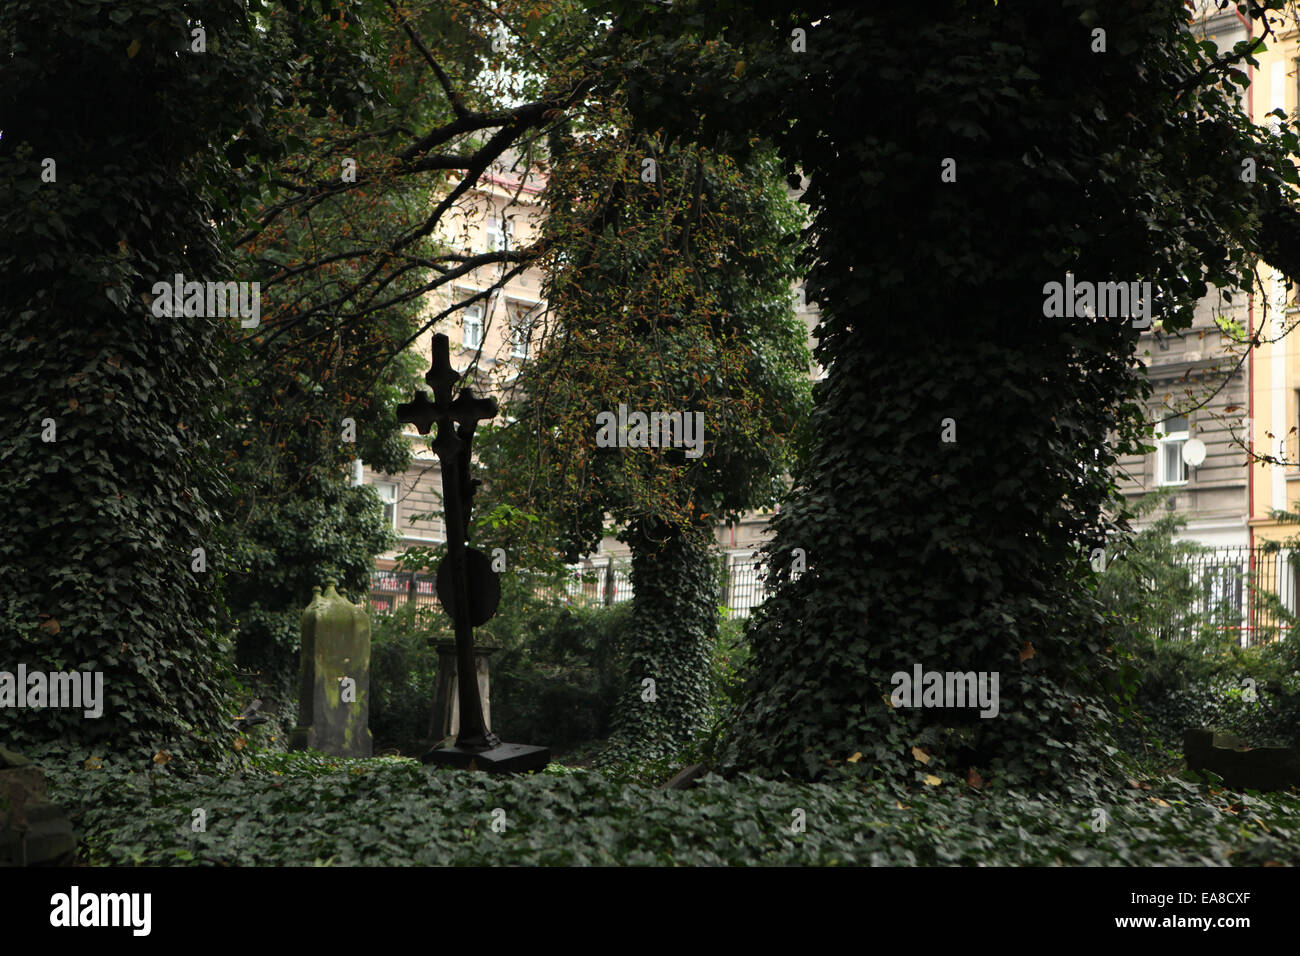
top-left (604, 556), bottom-right (616, 606)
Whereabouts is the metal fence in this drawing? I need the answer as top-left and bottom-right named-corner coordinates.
top-left (368, 568), bottom-right (441, 614)
top-left (720, 553), bottom-right (769, 618)
top-left (369, 547), bottom-right (1299, 642)
top-left (368, 552), bottom-right (771, 616)
top-left (1157, 546), bottom-right (1297, 647)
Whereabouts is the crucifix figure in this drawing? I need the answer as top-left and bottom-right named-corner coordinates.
top-left (397, 333), bottom-right (549, 773)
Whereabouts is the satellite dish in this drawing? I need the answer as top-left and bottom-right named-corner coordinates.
top-left (1183, 438), bottom-right (1207, 467)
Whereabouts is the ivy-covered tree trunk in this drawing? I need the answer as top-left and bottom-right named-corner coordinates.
top-left (601, 518), bottom-right (718, 764)
top-left (0, 1), bottom-right (289, 763)
top-left (599, 0), bottom-right (1300, 789)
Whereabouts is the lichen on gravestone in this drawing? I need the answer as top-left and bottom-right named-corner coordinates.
top-left (289, 580), bottom-right (373, 758)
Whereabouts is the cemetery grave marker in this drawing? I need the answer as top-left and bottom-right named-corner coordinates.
top-left (398, 333), bottom-right (550, 773)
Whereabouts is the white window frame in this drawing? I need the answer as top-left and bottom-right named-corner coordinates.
top-left (462, 299), bottom-right (484, 350)
top-left (372, 480), bottom-right (398, 529)
top-left (1156, 415), bottom-right (1190, 486)
top-left (507, 299), bottom-right (538, 359)
top-left (400, 514), bottom-right (446, 544)
top-left (487, 214), bottom-right (513, 252)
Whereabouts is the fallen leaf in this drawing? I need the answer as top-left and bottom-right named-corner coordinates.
top-left (127, 38), bottom-right (141, 58)
top-left (1019, 641), bottom-right (1036, 662)
top-left (233, 737), bottom-right (246, 751)
top-left (966, 768), bottom-right (985, 788)
top-left (153, 750), bottom-right (170, 765)
top-left (68, 398), bottom-right (79, 411)
top-left (911, 746), bottom-right (931, 764)
top-left (895, 800), bottom-right (911, 810)
top-left (923, 774), bottom-right (942, 786)
top-left (39, 617), bottom-right (60, 635)
top-left (84, 757), bottom-right (103, 771)
top-left (107, 355), bottom-right (122, 368)
top-left (1149, 796), bottom-right (1170, 807)
top-left (882, 693), bottom-right (896, 708)
top-left (846, 751), bottom-right (862, 763)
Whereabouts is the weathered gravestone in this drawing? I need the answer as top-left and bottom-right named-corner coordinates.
top-left (398, 333), bottom-right (549, 773)
top-left (290, 580), bottom-right (373, 757)
top-left (0, 745), bottom-right (77, 866)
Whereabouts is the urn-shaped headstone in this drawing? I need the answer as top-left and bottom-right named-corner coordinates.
top-left (290, 580), bottom-right (373, 757)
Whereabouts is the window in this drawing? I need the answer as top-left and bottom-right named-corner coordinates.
top-left (488, 215), bottom-right (513, 252)
top-left (1156, 415), bottom-right (1189, 486)
top-left (462, 300), bottom-right (484, 350)
top-left (1295, 389), bottom-right (1300, 464)
top-left (371, 481), bottom-right (398, 529)
top-left (508, 300), bottom-right (537, 359)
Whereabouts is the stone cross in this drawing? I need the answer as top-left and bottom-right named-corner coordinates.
top-left (397, 333), bottom-right (549, 772)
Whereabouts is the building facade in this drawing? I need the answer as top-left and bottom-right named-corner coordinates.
top-left (1110, 2), bottom-right (1300, 641)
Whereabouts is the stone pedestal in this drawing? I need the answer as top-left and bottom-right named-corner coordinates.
top-left (1184, 729), bottom-right (1300, 791)
top-left (290, 581), bottom-right (373, 757)
top-left (429, 640), bottom-right (498, 741)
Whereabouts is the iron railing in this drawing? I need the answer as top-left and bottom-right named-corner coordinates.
top-left (368, 553), bottom-right (772, 615)
top-left (1153, 545), bottom-right (1297, 646)
top-left (370, 547), bottom-right (1300, 643)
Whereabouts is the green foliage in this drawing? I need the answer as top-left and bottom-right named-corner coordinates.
top-left (36, 747), bottom-right (1300, 866)
top-left (484, 120), bottom-right (810, 764)
top-left (215, 3), bottom-right (431, 695)
top-left (1095, 492), bottom-right (1262, 643)
top-left (367, 602), bottom-right (446, 756)
top-left (1095, 493), bottom-right (1300, 757)
top-left (0, 0), bottom-right (306, 764)
top-left (1122, 635), bottom-right (1300, 756)
top-left (712, 615), bottom-right (751, 715)
top-left (366, 568), bottom-right (637, 755)
top-left (226, 480), bottom-right (397, 691)
top-left (487, 137), bottom-right (811, 556)
top-left (596, 0), bottom-right (1300, 790)
top-left (492, 599), bottom-right (635, 751)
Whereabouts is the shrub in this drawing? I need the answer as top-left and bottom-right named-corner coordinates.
top-left (1098, 494), bottom-right (1300, 755)
top-left (367, 602), bottom-right (447, 756)
top-left (491, 599), bottom-right (635, 751)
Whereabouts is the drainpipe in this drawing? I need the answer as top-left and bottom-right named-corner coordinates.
top-left (1235, 5), bottom-right (1256, 643)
